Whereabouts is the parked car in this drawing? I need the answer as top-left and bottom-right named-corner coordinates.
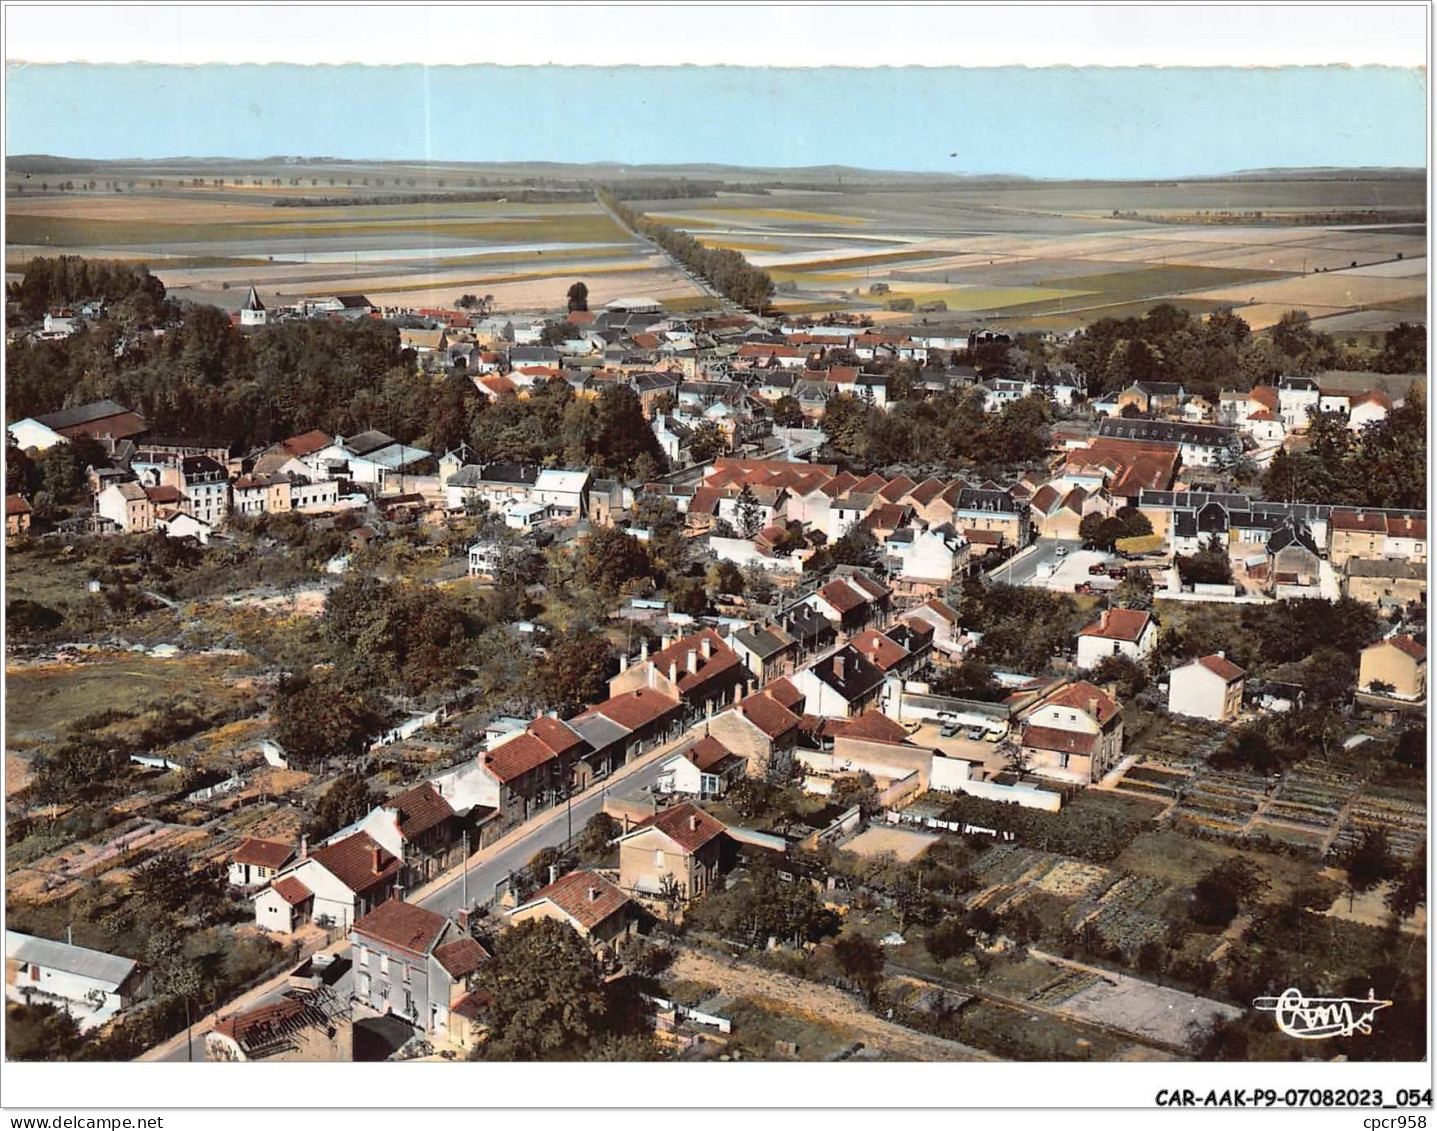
top-left (1107, 567), bottom-right (1127, 580)
top-left (939, 723), bottom-right (961, 738)
top-left (1054, 546), bottom-right (1068, 558)
top-left (1088, 562), bottom-right (1110, 575)
top-left (966, 727), bottom-right (986, 741)
top-left (983, 729), bottom-right (1005, 743)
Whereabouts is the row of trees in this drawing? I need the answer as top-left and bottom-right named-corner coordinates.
top-left (7, 255), bottom-right (169, 322)
top-left (599, 188), bottom-right (774, 312)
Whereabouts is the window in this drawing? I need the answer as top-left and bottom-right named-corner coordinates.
top-left (402, 963), bottom-right (411, 985)
top-left (356, 947), bottom-right (368, 968)
top-left (379, 954), bottom-right (389, 976)
top-left (654, 848), bottom-right (664, 867)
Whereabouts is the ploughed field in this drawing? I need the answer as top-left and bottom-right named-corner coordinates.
top-left (5, 168), bottom-right (1425, 324)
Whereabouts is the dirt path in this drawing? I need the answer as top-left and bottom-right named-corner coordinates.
top-left (668, 947), bottom-right (996, 1062)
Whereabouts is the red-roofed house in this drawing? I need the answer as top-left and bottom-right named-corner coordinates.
top-left (228, 837), bottom-right (297, 890)
top-left (349, 897), bottom-right (487, 1040)
top-left (6, 494), bottom-right (33, 541)
top-left (656, 735), bottom-right (748, 798)
top-left (801, 570), bottom-right (892, 635)
top-left (704, 687), bottom-right (802, 780)
top-left (1018, 680), bottom-right (1125, 784)
top-left (254, 831), bottom-right (400, 932)
top-left (616, 803), bottom-right (735, 913)
top-left (1168, 653), bottom-right (1246, 722)
top-left (1358, 635), bottom-right (1426, 701)
top-left (352, 781), bottom-right (482, 887)
top-left (1328, 508), bottom-right (1427, 567)
top-left (510, 869), bottom-right (636, 955)
top-left (1348, 389), bottom-right (1393, 431)
top-left (1076, 608), bottom-right (1158, 669)
top-left (610, 628), bottom-right (751, 717)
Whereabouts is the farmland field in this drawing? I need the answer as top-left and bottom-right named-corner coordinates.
top-left (4, 164), bottom-right (1425, 322)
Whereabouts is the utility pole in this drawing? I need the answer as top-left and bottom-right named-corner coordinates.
top-left (461, 829), bottom-right (469, 909)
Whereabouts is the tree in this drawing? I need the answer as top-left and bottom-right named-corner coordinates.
top-left (566, 281), bottom-right (589, 313)
top-left (924, 918), bottom-right (974, 963)
top-left (1088, 653), bottom-right (1147, 699)
top-left (931, 659), bottom-right (1005, 702)
top-left (687, 421), bottom-right (726, 466)
top-left (736, 484), bottom-right (763, 539)
top-left (1112, 569), bottom-right (1154, 611)
top-left (1190, 858), bottom-right (1267, 928)
top-left (308, 773), bottom-right (378, 840)
top-left (473, 918), bottom-right (608, 1060)
top-left (1175, 536), bottom-right (1233, 587)
top-left (6, 1002), bottom-right (85, 1061)
top-left (832, 772), bottom-right (881, 820)
top-left (833, 934), bottom-right (886, 1006)
top-left (580, 526), bottom-right (650, 599)
top-left (576, 812), bottom-right (620, 863)
top-left (1341, 828), bottom-right (1393, 911)
top-left (1385, 847), bottom-right (1426, 921)
top-left (271, 674), bottom-right (383, 771)
top-left (532, 630), bottom-right (612, 714)
top-left (771, 395), bottom-right (804, 428)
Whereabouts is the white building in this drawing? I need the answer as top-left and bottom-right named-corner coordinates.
top-left (532, 468), bottom-right (591, 517)
top-left (6, 418), bottom-right (67, 452)
top-left (5, 930), bottom-right (150, 1031)
top-left (239, 285), bottom-right (268, 327)
top-left (1167, 654), bottom-right (1246, 723)
top-left (1075, 608), bottom-right (1157, 670)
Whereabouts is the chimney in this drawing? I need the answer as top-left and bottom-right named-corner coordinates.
top-left (689, 813), bottom-right (699, 832)
top-left (1216, 649), bottom-right (1225, 659)
top-left (588, 887), bottom-right (601, 903)
top-left (834, 655), bottom-right (846, 681)
top-left (734, 683), bottom-right (744, 706)
top-left (661, 633), bottom-right (671, 652)
top-left (701, 636), bottom-right (712, 660)
top-left (640, 638), bottom-right (649, 662)
top-left (669, 661), bottom-right (678, 685)
top-left (371, 846), bottom-right (383, 874)
top-left (549, 864), bottom-right (559, 885)
top-left (299, 835), bottom-right (309, 859)
top-left (687, 649), bottom-right (699, 675)
top-left (619, 652), bottom-right (629, 673)
top-left (1087, 696), bottom-right (1099, 717)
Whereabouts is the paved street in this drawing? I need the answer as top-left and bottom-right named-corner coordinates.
top-left (986, 538), bottom-right (1083, 587)
top-left (143, 733), bottom-right (682, 1061)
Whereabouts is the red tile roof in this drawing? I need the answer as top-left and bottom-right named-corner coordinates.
top-left (1250, 386), bottom-right (1279, 411)
top-left (588, 688), bottom-right (682, 732)
top-left (648, 629), bottom-right (747, 698)
top-left (838, 710), bottom-right (910, 744)
top-left (212, 994), bottom-right (324, 1049)
top-left (731, 690), bottom-right (801, 739)
top-left (385, 782), bottom-right (455, 840)
top-left (1041, 680), bottom-right (1121, 725)
top-left (1196, 654), bottom-right (1246, 682)
top-left (527, 716), bottom-right (587, 757)
top-left (352, 897), bottom-right (448, 956)
top-left (1078, 608), bottom-right (1153, 643)
top-left (1029, 484), bottom-right (1061, 514)
top-left (818, 578), bottom-right (865, 614)
top-left (763, 676), bottom-right (804, 712)
top-left (850, 628), bottom-right (910, 672)
top-left (309, 832), bottom-right (399, 895)
top-left (434, 935), bottom-right (490, 980)
top-left (518, 869), bottom-right (632, 933)
top-left (1020, 724), bottom-right (1096, 756)
top-left (233, 837), bottom-right (295, 870)
top-left (904, 597), bottom-right (959, 626)
top-left (905, 477), bottom-right (947, 507)
top-left (1353, 389), bottom-right (1393, 410)
top-left (1385, 635), bottom-right (1426, 662)
top-left (6, 494), bottom-right (33, 516)
top-left (484, 733), bottom-right (556, 784)
top-left (280, 429), bottom-right (334, 458)
top-left (636, 803), bottom-right (727, 854)
top-left (964, 529), bottom-right (1005, 546)
top-left (270, 876), bottom-right (312, 905)
top-left (878, 475), bottom-right (917, 502)
top-left (686, 735), bottom-right (737, 772)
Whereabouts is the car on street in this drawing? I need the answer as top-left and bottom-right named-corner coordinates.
top-left (967, 727), bottom-right (986, 741)
top-left (1054, 546), bottom-right (1068, 557)
top-left (940, 722), bottom-right (961, 738)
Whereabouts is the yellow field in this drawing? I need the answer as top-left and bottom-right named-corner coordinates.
top-left (1192, 272), bottom-right (1425, 310)
top-left (1225, 302), bottom-right (1349, 331)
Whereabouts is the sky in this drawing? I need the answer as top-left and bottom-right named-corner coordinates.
top-left (3, 63), bottom-right (1427, 178)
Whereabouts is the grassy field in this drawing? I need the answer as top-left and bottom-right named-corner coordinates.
top-left (1113, 828), bottom-right (1316, 905)
top-left (5, 654), bottom-right (253, 740)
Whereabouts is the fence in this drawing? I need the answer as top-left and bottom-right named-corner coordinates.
top-left (885, 808), bottom-right (1017, 841)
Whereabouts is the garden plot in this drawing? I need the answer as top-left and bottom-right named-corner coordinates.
top-left (1167, 767), bottom-right (1270, 838)
top-left (1063, 874), bottom-right (1170, 956)
top-left (1332, 791), bottom-right (1426, 861)
top-left (967, 845), bottom-right (1121, 917)
top-left (1112, 762), bottom-right (1192, 804)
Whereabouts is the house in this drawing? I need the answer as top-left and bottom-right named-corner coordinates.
top-left (801, 571), bottom-right (892, 636)
top-left (444, 462), bottom-right (540, 512)
top-left (1097, 417), bottom-right (1240, 470)
top-left (951, 487), bottom-right (1029, 548)
top-left (1075, 608), bottom-right (1158, 670)
top-left (898, 597), bottom-right (965, 663)
top-left (1357, 636), bottom-right (1426, 701)
top-left (615, 803), bottom-right (734, 913)
top-left (467, 538), bottom-right (502, 578)
top-left (884, 524), bottom-right (967, 592)
top-left (95, 481), bottom-right (176, 534)
top-left (1267, 521), bottom-right (1322, 596)
top-left (652, 416), bottom-right (694, 465)
top-left (610, 629), bottom-right (752, 718)
top-left (504, 501), bottom-right (553, 530)
top-left (1028, 484), bottom-right (1097, 541)
top-left (789, 645), bottom-right (888, 719)
top-left (6, 494), bottom-right (33, 540)
top-left (1276, 376), bottom-right (1322, 430)
top-left (254, 832), bottom-right (400, 932)
top-left (1018, 680), bottom-right (1124, 785)
top-left (1116, 380), bottom-right (1185, 415)
top-left (160, 455), bottom-right (230, 528)
top-left (730, 623), bottom-right (799, 683)
top-left (703, 687), bottom-right (803, 780)
top-left (399, 328), bottom-right (449, 357)
top-left (5, 931), bottom-right (149, 1031)
top-left (1342, 558), bottom-right (1427, 608)
top-left (1348, 390), bottom-right (1394, 431)
top-left (228, 838), bottom-right (296, 890)
top-left (509, 869), bottom-right (636, 958)
top-left (206, 986), bottom-right (351, 1062)
top-left (655, 735), bottom-right (748, 799)
top-left (1327, 509), bottom-right (1427, 568)
top-left (1167, 654), bottom-right (1246, 723)
top-left (568, 688), bottom-right (684, 783)
top-left (849, 627), bottom-right (922, 680)
top-left (349, 897), bottom-right (488, 1041)
top-left (532, 468), bottom-right (591, 518)
top-left (354, 781), bottom-right (470, 889)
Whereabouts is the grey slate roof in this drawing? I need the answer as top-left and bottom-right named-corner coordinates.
top-left (6, 930), bottom-right (138, 988)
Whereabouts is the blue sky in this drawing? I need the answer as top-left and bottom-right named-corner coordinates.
top-left (4, 63), bottom-right (1426, 177)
